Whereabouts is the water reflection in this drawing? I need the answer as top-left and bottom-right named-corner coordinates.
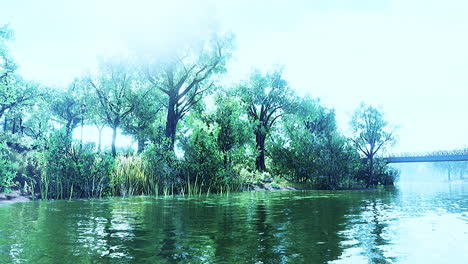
top-left (0, 184), bottom-right (467, 263)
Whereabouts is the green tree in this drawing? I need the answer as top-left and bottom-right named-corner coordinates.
top-left (87, 60), bottom-right (138, 157)
top-left (271, 98), bottom-right (360, 189)
top-left (49, 84), bottom-right (84, 138)
top-left (236, 68), bottom-right (293, 171)
top-left (183, 114), bottom-right (223, 189)
top-left (121, 85), bottom-right (163, 153)
top-left (146, 33), bottom-right (234, 150)
top-left (22, 95), bottom-right (53, 142)
top-left (213, 94), bottom-right (250, 169)
top-left (350, 103), bottom-right (395, 187)
top-left (0, 26), bottom-right (40, 122)
top-left (0, 25), bottom-right (15, 84)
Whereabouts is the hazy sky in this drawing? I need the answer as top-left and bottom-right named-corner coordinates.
top-left (1, 0), bottom-right (467, 153)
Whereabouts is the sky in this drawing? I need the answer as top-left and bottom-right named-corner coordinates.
top-left (1, 0), bottom-right (467, 154)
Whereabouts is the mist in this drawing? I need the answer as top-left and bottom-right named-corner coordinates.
top-left (391, 161), bottom-right (468, 183)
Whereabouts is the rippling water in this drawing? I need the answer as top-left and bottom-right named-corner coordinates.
top-left (1, 183), bottom-right (467, 263)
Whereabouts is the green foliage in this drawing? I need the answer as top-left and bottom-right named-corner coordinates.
top-left (86, 59), bottom-right (139, 157)
top-left (376, 164), bottom-right (400, 185)
top-left (0, 25), bottom-right (16, 83)
top-left (182, 116), bottom-right (224, 191)
top-left (180, 98), bottom-right (253, 193)
top-left (16, 150), bottom-right (42, 198)
top-left (350, 103), bottom-right (395, 156)
top-left (42, 129), bottom-right (114, 199)
top-left (146, 33), bottom-right (235, 149)
top-left (143, 138), bottom-right (179, 188)
top-left (121, 85), bottom-right (162, 153)
top-left (350, 103), bottom-right (396, 186)
top-left (270, 99), bottom-right (362, 189)
top-left (1, 26), bottom-right (41, 122)
top-left (235, 68), bottom-right (294, 171)
top-left (213, 94), bottom-right (251, 169)
top-left (112, 155), bottom-right (148, 196)
top-left (0, 141), bottom-right (17, 192)
top-left (49, 84), bottom-right (84, 137)
top-left (0, 26), bottom-right (404, 198)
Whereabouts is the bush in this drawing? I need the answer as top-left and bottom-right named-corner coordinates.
top-left (42, 130), bottom-right (114, 199)
top-left (374, 160), bottom-right (400, 185)
top-left (181, 119), bottom-right (223, 192)
top-left (142, 140), bottom-right (180, 193)
top-left (0, 142), bottom-right (17, 193)
top-left (16, 150), bottom-right (42, 198)
top-left (270, 130), bottom-right (363, 189)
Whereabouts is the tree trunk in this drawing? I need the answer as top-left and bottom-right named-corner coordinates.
top-left (97, 126), bottom-right (103, 152)
top-left (137, 137), bottom-right (145, 153)
top-left (255, 131), bottom-right (267, 172)
top-left (367, 156), bottom-right (374, 188)
top-left (111, 126), bottom-right (117, 157)
top-left (66, 120), bottom-right (73, 138)
top-left (223, 151), bottom-right (228, 170)
top-left (80, 117), bottom-right (84, 147)
top-left (165, 96), bottom-right (178, 149)
top-left (12, 117), bottom-right (16, 134)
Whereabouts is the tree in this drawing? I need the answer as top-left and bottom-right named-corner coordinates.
top-left (87, 60), bottom-right (138, 157)
top-left (83, 90), bottom-right (106, 152)
top-left (22, 96), bottom-right (52, 142)
top-left (49, 84), bottom-right (83, 138)
top-left (236, 68), bottom-right (293, 171)
top-left (146, 33), bottom-right (234, 150)
top-left (433, 161), bottom-right (468, 181)
top-left (270, 98), bottom-right (360, 188)
top-left (121, 85), bottom-right (162, 153)
top-left (213, 94), bottom-right (250, 169)
top-left (0, 25), bottom-right (40, 122)
top-left (350, 103), bottom-right (395, 187)
top-left (183, 112), bottom-right (224, 189)
top-left (0, 25), bottom-right (16, 84)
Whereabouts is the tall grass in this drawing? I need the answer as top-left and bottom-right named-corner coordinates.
top-left (112, 155), bottom-right (156, 196)
top-left (111, 154), bottom-right (252, 198)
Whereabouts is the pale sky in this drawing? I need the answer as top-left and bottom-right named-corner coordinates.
top-left (1, 0), bottom-right (467, 154)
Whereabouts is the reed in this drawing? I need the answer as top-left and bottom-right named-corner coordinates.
top-left (112, 155), bottom-right (152, 196)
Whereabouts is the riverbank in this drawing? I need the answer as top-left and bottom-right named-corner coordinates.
top-left (250, 182), bottom-right (297, 191)
top-left (0, 182), bottom-right (388, 207)
top-left (0, 184), bottom-right (298, 207)
top-left (0, 190), bottom-right (36, 207)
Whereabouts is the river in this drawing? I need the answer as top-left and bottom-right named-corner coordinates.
top-left (0, 183), bottom-right (467, 263)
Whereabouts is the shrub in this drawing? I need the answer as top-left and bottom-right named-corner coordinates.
top-left (42, 129), bottom-right (114, 199)
top-left (0, 142), bottom-right (17, 193)
top-left (142, 141), bottom-right (180, 193)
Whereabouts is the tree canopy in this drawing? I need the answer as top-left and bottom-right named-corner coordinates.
top-left (350, 103), bottom-right (395, 187)
top-left (236, 68), bottom-right (293, 171)
top-left (0, 26), bottom-right (400, 198)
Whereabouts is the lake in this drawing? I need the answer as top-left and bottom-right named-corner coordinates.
top-left (1, 183), bottom-right (467, 263)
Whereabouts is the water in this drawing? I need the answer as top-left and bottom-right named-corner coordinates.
top-left (0, 183), bottom-right (467, 263)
